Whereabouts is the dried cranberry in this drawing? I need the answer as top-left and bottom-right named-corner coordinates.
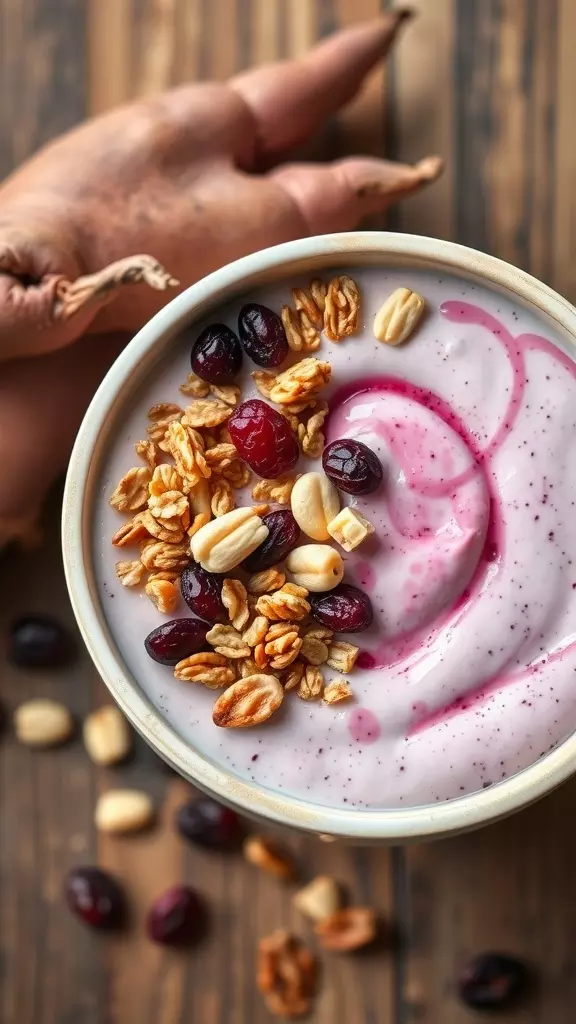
top-left (64, 866), bottom-right (125, 929)
top-left (228, 399), bottom-right (299, 478)
top-left (8, 615), bottom-right (74, 668)
top-left (190, 323), bottom-right (242, 384)
top-left (176, 796), bottom-right (244, 850)
top-left (146, 885), bottom-right (206, 946)
top-left (242, 509), bottom-right (300, 573)
top-left (458, 953), bottom-right (530, 1010)
top-left (238, 303), bottom-right (289, 367)
top-left (145, 617), bottom-right (209, 666)
top-left (310, 583), bottom-right (373, 632)
top-left (322, 438), bottom-right (383, 495)
top-left (180, 562), bottom-right (226, 623)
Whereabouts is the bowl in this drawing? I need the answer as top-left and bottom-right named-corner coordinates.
top-left (62, 231), bottom-right (576, 843)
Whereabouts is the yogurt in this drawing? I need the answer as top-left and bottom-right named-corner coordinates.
top-left (93, 266), bottom-right (576, 808)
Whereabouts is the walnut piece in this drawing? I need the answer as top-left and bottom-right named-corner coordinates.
top-left (326, 641), bottom-right (359, 674)
top-left (252, 475), bottom-right (298, 506)
top-left (252, 369), bottom-right (276, 400)
top-left (255, 583), bottom-right (311, 622)
top-left (221, 578), bottom-right (250, 630)
top-left (148, 489), bottom-right (188, 520)
top-left (167, 420), bottom-right (209, 485)
top-left (145, 577), bottom-right (179, 614)
top-left (323, 679), bottom-right (353, 704)
top-left (140, 540), bottom-right (190, 571)
top-left (206, 623), bottom-right (251, 659)
top-left (269, 357), bottom-right (331, 406)
top-left (179, 372), bottom-right (210, 397)
top-left (297, 401), bottom-right (329, 458)
top-left (246, 567), bottom-right (286, 596)
top-left (314, 906), bottom-right (377, 951)
top-left (324, 275), bottom-right (360, 341)
top-left (244, 836), bottom-right (295, 880)
top-left (134, 439), bottom-right (159, 470)
top-left (210, 477), bottom-right (235, 516)
top-left (137, 509), bottom-right (185, 543)
top-left (242, 615), bottom-right (270, 648)
top-left (110, 467), bottom-right (152, 513)
top-left (212, 673), bottom-right (284, 728)
top-left (297, 665), bottom-right (324, 700)
top-left (205, 442), bottom-right (237, 472)
top-left (174, 652), bottom-right (235, 688)
top-left (264, 624), bottom-right (302, 670)
top-left (115, 560), bottom-right (146, 588)
top-left (257, 930), bottom-right (317, 1020)
top-left (183, 398), bottom-right (232, 428)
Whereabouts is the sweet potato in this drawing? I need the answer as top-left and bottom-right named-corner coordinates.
top-left (0, 14), bottom-right (442, 544)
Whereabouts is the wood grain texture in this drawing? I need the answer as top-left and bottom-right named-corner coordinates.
top-left (1, 0), bottom-right (576, 1021)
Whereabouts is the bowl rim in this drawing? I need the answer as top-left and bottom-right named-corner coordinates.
top-left (62, 230), bottom-right (576, 841)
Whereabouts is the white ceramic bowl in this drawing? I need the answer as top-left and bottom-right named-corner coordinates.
top-left (63, 231), bottom-right (576, 843)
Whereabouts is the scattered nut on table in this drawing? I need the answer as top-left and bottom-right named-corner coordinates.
top-left (14, 698), bottom-right (74, 748)
top-left (293, 875), bottom-right (341, 921)
top-left (83, 705), bottom-right (132, 765)
top-left (243, 835), bottom-right (296, 880)
top-left (95, 789), bottom-right (155, 834)
top-left (314, 906), bottom-right (377, 951)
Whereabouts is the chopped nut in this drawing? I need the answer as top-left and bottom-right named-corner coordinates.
top-left (148, 489), bottom-right (188, 520)
top-left (286, 543), bottom-right (344, 592)
top-left (283, 660), bottom-right (305, 691)
top-left (145, 577), bottom-right (179, 613)
top-left (244, 836), bottom-right (295, 880)
top-left (183, 398), bottom-right (232, 428)
top-left (247, 567), bottom-right (286, 595)
top-left (257, 930), bottom-right (317, 1019)
top-left (221, 578), bottom-right (250, 630)
top-left (212, 673), bottom-right (284, 728)
top-left (210, 477), bottom-right (235, 516)
top-left (174, 652), bottom-right (236, 688)
top-left (14, 699), bottom-right (73, 748)
top-left (110, 467), bottom-right (152, 513)
top-left (242, 615), bottom-right (270, 648)
top-left (264, 625), bottom-right (302, 670)
top-left (210, 384), bottom-right (241, 407)
top-left (252, 369), bottom-right (276, 400)
top-left (269, 357), bottom-right (331, 406)
top-left (297, 665), bottom-right (324, 700)
top-left (373, 286), bottom-right (425, 345)
top-left (300, 633), bottom-right (329, 666)
top-left (95, 789), bottom-right (154, 835)
top-left (290, 473), bottom-right (340, 542)
top-left (134, 438), bottom-right (159, 470)
top-left (297, 401), bottom-right (329, 458)
top-left (179, 372), bottom-right (210, 397)
top-left (256, 583), bottom-right (310, 622)
top-left (112, 517), bottom-right (150, 547)
top-left (206, 623), bottom-right (251, 658)
top-left (326, 641), bottom-right (360, 674)
top-left (293, 875), bottom-right (340, 921)
top-left (323, 679), bottom-right (353, 704)
top-left (324, 275), bottom-right (360, 341)
top-left (83, 705), bottom-right (132, 765)
top-left (252, 475), bottom-right (297, 506)
top-left (140, 539), bottom-right (190, 571)
top-left (191, 507), bottom-right (268, 573)
top-left (327, 507), bottom-right (375, 552)
top-left (115, 559), bottom-right (146, 588)
top-left (315, 907), bottom-right (377, 951)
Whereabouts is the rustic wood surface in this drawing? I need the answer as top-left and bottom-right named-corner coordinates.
top-left (2, 1), bottom-right (576, 1021)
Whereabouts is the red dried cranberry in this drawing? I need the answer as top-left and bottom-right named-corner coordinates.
top-left (228, 399), bottom-right (299, 478)
top-left (242, 509), bottom-right (300, 573)
top-left (146, 885), bottom-right (206, 946)
top-left (145, 617), bottom-right (209, 666)
top-left (238, 303), bottom-right (289, 367)
top-left (64, 866), bottom-right (125, 929)
top-left (9, 615), bottom-right (74, 668)
top-left (322, 438), bottom-right (383, 495)
top-left (180, 563), bottom-right (226, 623)
top-left (190, 323), bottom-right (242, 384)
top-left (176, 796), bottom-right (244, 850)
top-left (458, 953), bottom-right (530, 1010)
top-left (310, 583), bottom-right (373, 632)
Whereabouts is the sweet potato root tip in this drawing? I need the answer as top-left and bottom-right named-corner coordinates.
top-left (54, 255), bottom-right (179, 321)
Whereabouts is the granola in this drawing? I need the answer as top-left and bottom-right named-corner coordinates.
top-left (324, 275), bottom-right (360, 341)
top-left (174, 652), bottom-right (235, 688)
top-left (109, 467), bottom-right (151, 513)
top-left (222, 578), bottom-right (250, 631)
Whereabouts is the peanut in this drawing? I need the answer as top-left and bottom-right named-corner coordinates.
top-left (285, 544), bottom-right (344, 592)
top-left (95, 789), bottom-right (154, 834)
top-left (14, 699), bottom-right (73, 748)
top-left (290, 472), bottom-right (340, 542)
top-left (83, 705), bottom-right (132, 765)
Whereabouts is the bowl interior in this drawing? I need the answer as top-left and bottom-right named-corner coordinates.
top-left (63, 231), bottom-right (576, 841)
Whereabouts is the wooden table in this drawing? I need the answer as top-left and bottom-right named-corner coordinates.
top-left (2, 1), bottom-right (576, 1021)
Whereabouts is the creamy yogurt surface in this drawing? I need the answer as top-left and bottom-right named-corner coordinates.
top-left (93, 266), bottom-right (576, 808)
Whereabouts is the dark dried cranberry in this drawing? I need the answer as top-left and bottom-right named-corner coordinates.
top-left (145, 617), bottom-right (209, 666)
top-left (322, 438), bottom-right (383, 495)
top-left (458, 953), bottom-right (530, 1010)
top-left (64, 866), bottom-right (125, 929)
top-left (176, 796), bottom-right (244, 850)
top-left (228, 399), bottom-right (299, 478)
top-left (190, 323), bottom-right (242, 384)
top-left (146, 885), bottom-right (206, 946)
top-left (242, 509), bottom-right (300, 573)
top-left (8, 615), bottom-right (74, 668)
top-left (238, 303), bottom-right (289, 367)
top-left (310, 583), bottom-right (373, 633)
top-left (180, 562), bottom-right (226, 623)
